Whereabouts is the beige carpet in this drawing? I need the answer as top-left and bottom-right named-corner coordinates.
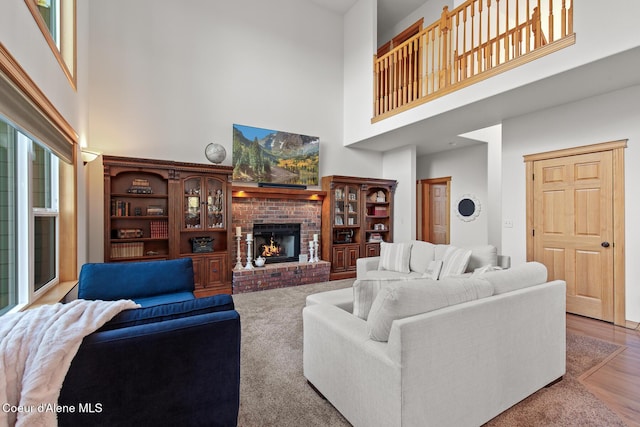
top-left (233, 280), bottom-right (626, 427)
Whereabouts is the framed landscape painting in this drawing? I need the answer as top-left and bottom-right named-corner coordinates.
top-left (232, 124), bottom-right (319, 186)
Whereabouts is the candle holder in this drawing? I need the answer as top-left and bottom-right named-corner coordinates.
top-left (234, 235), bottom-right (244, 270)
top-left (308, 240), bottom-right (315, 263)
top-left (245, 235), bottom-right (255, 270)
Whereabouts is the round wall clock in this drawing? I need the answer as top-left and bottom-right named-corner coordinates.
top-left (205, 143), bottom-right (226, 164)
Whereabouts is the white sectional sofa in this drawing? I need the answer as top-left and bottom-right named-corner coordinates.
top-left (357, 240), bottom-right (511, 280)
top-left (303, 262), bottom-right (566, 427)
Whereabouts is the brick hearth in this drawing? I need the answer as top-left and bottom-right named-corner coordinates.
top-left (231, 186), bottom-right (327, 292)
top-left (232, 261), bottom-right (330, 293)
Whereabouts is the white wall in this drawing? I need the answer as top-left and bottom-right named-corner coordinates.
top-left (344, 0), bottom-right (377, 150)
top-left (416, 143), bottom-right (488, 248)
top-left (87, 0), bottom-right (381, 177)
top-left (460, 125), bottom-right (502, 251)
top-left (383, 145), bottom-right (416, 242)
top-left (502, 85), bottom-right (640, 323)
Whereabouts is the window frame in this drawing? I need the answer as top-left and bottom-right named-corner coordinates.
top-left (24, 0), bottom-right (77, 90)
top-left (2, 125), bottom-right (61, 314)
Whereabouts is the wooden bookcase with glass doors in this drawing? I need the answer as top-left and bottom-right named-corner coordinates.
top-left (103, 155), bottom-right (233, 296)
top-left (321, 175), bottom-right (396, 280)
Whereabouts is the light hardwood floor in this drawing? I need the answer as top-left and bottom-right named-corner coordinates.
top-left (567, 313), bottom-right (640, 427)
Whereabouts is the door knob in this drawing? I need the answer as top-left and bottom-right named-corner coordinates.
top-left (601, 242), bottom-right (610, 248)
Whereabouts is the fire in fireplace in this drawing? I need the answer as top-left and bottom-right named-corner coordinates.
top-left (252, 223), bottom-right (301, 264)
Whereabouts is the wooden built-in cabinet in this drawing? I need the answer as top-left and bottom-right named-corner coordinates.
top-left (321, 175), bottom-right (396, 280)
top-left (103, 156), bottom-right (233, 296)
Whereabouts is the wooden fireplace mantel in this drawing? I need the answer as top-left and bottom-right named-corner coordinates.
top-left (232, 185), bottom-right (326, 201)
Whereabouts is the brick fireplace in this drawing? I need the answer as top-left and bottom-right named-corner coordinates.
top-left (231, 186), bottom-right (329, 292)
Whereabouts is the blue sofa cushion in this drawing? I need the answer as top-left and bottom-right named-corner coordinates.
top-left (78, 258), bottom-right (195, 301)
top-left (133, 291), bottom-right (195, 307)
top-left (99, 294), bottom-right (235, 332)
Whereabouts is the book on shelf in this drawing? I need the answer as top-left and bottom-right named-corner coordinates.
top-left (150, 220), bottom-right (169, 239)
top-left (373, 206), bottom-right (388, 216)
top-left (111, 200), bottom-right (131, 216)
top-left (111, 242), bottom-right (144, 258)
top-left (146, 205), bottom-right (164, 216)
top-left (127, 178), bottom-right (153, 194)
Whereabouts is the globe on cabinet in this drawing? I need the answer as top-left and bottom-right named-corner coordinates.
top-left (205, 143), bottom-right (227, 164)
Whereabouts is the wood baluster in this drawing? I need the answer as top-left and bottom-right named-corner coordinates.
top-left (430, 29), bottom-right (435, 94)
top-left (561, 0), bottom-right (567, 37)
top-left (548, 0), bottom-right (554, 42)
top-left (515, 0), bottom-right (520, 57)
top-left (374, 58), bottom-right (378, 117)
top-left (393, 51), bottom-right (398, 110)
top-left (478, 0), bottom-right (483, 75)
top-left (568, 0), bottom-right (573, 35)
top-left (505, 0), bottom-right (510, 62)
top-left (470, 2), bottom-right (475, 77)
top-left (418, 34), bottom-right (423, 98)
top-left (403, 44), bottom-right (408, 105)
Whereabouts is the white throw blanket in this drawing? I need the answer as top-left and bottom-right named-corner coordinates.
top-left (0, 299), bottom-right (139, 427)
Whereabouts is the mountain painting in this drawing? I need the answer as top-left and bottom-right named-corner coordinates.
top-left (232, 124), bottom-right (319, 186)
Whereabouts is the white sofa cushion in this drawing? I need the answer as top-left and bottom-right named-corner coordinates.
top-left (353, 277), bottom-right (421, 320)
top-left (423, 260), bottom-right (443, 280)
top-left (480, 261), bottom-right (548, 294)
top-left (439, 246), bottom-right (472, 278)
top-left (367, 277), bottom-right (494, 341)
top-left (466, 245), bottom-right (498, 272)
top-left (408, 240), bottom-right (436, 273)
top-left (378, 242), bottom-right (412, 274)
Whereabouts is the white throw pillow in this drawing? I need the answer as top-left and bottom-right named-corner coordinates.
top-left (408, 240), bottom-right (436, 273)
top-left (378, 242), bottom-right (412, 274)
top-left (367, 277), bottom-right (494, 342)
top-left (466, 245), bottom-right (498, 272)
top-left (470, 264), bottom-right (497, 278)
top-left (352, 277), bottom-right (418, 320)
top-left (422, 260), bottom-right (443, 280)
top-left (440, 246), bottom-right (472, 278)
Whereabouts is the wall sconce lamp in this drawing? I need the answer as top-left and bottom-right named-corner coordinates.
top-left (81, 149), bottom-right (101, 165)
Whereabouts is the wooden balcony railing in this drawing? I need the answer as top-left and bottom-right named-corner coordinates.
top-left (373, 0), bottom-right (575, 121)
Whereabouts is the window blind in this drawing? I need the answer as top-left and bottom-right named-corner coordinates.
top-left (0, 71), bottom-right (73, 164)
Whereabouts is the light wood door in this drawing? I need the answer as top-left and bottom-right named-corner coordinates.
top-left (417, 178), bottom-right (450, 243)
top-left (430, 184), bottom-right (449, 244)
top-left (532, 151), bottom-right (614, 321)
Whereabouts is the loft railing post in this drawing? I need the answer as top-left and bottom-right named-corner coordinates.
top-left (439, 6), bottom-right (451, 88)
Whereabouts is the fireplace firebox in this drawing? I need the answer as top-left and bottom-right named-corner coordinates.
top-left (253, 223), bottom-right (301, 264)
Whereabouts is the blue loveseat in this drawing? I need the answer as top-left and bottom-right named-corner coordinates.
top-left (59, 258), bottom-right (241, 426)
top-left (77, 257), bottom-right (197, 306)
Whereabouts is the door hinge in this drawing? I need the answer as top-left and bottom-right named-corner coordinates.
top-left (532, 229), bottom-right (535, 237)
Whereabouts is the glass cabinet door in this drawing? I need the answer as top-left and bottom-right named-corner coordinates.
top-left (334, 184), bottom-right (359, 227)
top-left (206, 177), bottom-right (224, 229)
top-left (184, 177), bottom-right (203, 229)
top-left (346, 185), bottom-right (359, 226)
top-left (334, 185), bottom-right (345, 226)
